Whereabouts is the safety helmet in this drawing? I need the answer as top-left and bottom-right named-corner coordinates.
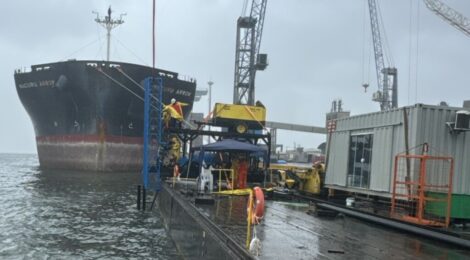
top-left (171, 98), bottom-right (176, 104)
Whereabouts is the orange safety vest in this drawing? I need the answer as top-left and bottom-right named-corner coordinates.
top-left (238, 161), bottom-right (248, 189)
top-left (171, 102), bottom-right (183, 117)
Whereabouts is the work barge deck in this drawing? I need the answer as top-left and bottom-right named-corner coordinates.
top-left (146, 120), bottom-right (470, 259)
top-left (156, 182), bottom-right (470, 259)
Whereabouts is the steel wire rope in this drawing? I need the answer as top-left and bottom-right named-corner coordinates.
top-left (415, 1), bottom-right (421, 104)
top-left (115, 67), bottom-right (164, 108)
top-left (59, 36), bottom-right (103, 61)
top-left (361, 0), bottom-right (368, 86)
top-left (408, 0), bottom-right (414, 105)
top-left (95, 21), bottom-right (104, 60)
top-left (115, 67), bottom-right (195, 129)
top-left (94, 67), bottom-right (157, 110)
top-left (94, 39), bottom-right (106, 60)
top-left (396, 142), bottom-right (448, 157)
top-left (112, 35), bottom-right (149, 66)
top-left (242, 0), bottom-right (249, 16)
top-left (111, 35), bottom-right (122, 62)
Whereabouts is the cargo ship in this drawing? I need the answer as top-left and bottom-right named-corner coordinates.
top-left (13, 8), bottom-right (196, 171)
top-left (14, 60), bottom-right (196, 171)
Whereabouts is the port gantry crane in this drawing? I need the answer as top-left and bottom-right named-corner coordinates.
top-left (233, 0), bottom-right (268, 105)
top-left (367, 0), bottom-right (398, 111)
top-left (423, 0), bottom-right (470, 37)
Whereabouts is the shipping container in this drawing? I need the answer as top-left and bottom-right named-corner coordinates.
top-left (325, 103), bottom-right (470, 218)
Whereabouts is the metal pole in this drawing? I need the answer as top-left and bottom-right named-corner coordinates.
top-left (106, 28), bottom-right (111, 61)
top-left (137, 185), bottom-right (141, 210)
top-left (93, 7), bottom-right (125, 62)
top-left (207, 80), bottom-right (214, 144)
top-left (143, 187), bottom-right (147, 211)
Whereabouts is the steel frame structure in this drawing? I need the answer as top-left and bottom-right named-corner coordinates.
top-left (233, 0), bottom-right (268, 105)
top-left (367, 0), bottom-right (398, 111)
top-left (424, 0), bottom-right (470, 37)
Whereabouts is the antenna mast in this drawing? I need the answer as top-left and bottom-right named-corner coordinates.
top-left (93, 6), bottom-right (126, 61)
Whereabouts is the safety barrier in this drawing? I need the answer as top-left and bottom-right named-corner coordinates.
top-left (213, 169), bottom-right (235, 192)
top-left (391, 144), bottom-right (453, 227)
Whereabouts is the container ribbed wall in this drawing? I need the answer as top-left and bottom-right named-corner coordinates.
top-left (325, 104), bottom-right (470, 195)
top-left (325, 131), bottom-right (349, 186)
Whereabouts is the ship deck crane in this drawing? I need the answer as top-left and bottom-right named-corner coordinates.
top-left (423, 0), bottom-right (470, 36)
top-left (233, 0), bottom-right (268, 105)
top-left (367, 0), bottom-right (398, 111)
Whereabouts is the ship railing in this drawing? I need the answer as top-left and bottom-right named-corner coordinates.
top-left (14, 67), bottom-right (36, 74)
top-left (178, 74), bottom-right (197, 83)
top-left (85, 62), bottom-right (122, 68)
top-left (215, 169), bottom-right (235, 192)
top-left (15, 65), bottom-right (54, 74)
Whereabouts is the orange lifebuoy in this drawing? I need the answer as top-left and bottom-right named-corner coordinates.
top-left (251, 187), bottom-right (265, 224)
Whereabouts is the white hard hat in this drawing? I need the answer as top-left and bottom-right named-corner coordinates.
top-left (171, 98), bottom-right (176, 104)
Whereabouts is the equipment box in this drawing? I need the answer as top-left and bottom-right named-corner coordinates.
top-left (212, 103), bottom-right (266, 133)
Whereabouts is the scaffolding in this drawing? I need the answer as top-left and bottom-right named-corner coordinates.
top-left (391, 143), bottom-right (454, 227)
top-left (138, 77), bottom-right (165, 211)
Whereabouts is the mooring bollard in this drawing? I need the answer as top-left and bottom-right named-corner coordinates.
top-left (143, 187), bottom-right (147, 211)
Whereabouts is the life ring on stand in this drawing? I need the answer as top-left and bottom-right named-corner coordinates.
top-left (251, 187), bottom-right (265, 224)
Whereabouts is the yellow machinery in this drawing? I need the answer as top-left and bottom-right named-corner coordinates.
top-left (270, 163), bottom-right (325, 195)
top-left (212, 103), bottom-right (266, 134)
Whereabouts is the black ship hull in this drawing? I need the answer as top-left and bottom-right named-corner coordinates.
top-left (14, 60), bottom-right (196, 171)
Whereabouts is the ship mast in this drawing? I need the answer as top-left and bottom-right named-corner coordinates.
top-left (93, 6), bottom-right (126, 61)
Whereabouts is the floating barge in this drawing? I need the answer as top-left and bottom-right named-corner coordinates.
top-left (155, 182), bottom-right (470, 259)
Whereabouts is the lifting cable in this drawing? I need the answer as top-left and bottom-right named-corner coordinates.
top-left (115, 66), bottom-right (195, 128)
top-left (95, 67), bottom-right (149, 106)
top-left (414, 0), bottom-right (421, 104)
top-left (361, 0), bottom-right (368, 85)
top-left (407, 0), bottom-right (414, 105)
top-left (243, 105), bottom-right (268, 132)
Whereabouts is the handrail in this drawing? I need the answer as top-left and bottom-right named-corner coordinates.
top-left (213, 168), bottom-right (235, 192)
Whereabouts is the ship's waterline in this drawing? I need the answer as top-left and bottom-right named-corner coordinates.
top-left (37, 136), bottom-right (143, 172)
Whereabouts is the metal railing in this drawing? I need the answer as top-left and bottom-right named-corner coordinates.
top-left (213, 169), bottom-right (235, 192)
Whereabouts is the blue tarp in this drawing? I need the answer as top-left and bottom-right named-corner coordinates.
top-left (192, 139), bottom-right (267, 153)
top-left (189, 139), bottom-right (268, 174)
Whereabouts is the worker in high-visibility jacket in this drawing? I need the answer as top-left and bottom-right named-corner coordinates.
top-left (163, 98), bottom-right (187, 128)
top-left (237, 159), bottom-right (248, 189)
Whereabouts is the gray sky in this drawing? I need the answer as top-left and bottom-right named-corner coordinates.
top-left (1, 0), bottom-right (470, 153)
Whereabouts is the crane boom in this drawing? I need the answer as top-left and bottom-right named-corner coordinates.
top-left (233, 0), bottom-right (268, 105)
top-left (368, 0), bottom-right (386, 99)
top-left (367, 0), bottom-right (397, 111)
top-left (424, 0), bottom-right (470, 37)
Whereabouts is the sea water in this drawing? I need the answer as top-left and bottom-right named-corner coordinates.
top-left (0, 153), bottom-right (179, 259)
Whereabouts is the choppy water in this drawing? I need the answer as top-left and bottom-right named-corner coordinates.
top-left (0, 153), bottom-right (179, 259)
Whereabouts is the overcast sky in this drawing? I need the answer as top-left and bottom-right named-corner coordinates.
top-left (1, 0), bottom-right (470, 154)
